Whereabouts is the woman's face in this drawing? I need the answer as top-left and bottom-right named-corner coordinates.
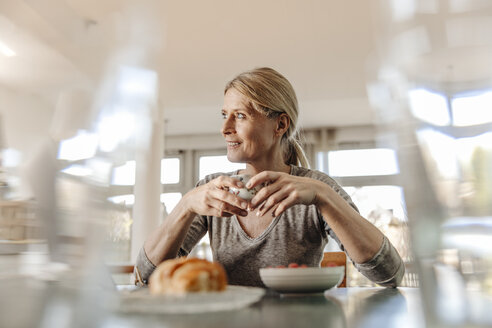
top-left (221, 88), bottom-right (279, 164)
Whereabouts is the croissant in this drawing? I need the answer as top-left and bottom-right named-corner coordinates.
top-left (149, 257), bottom-right (228, 295)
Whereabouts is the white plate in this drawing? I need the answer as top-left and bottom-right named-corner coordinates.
top-left (259, 266), bottom-right (344, 294)
top-left (115, 285), bottom-right (265, 314)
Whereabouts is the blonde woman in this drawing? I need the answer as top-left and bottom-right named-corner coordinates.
top-left (136, 67), bottom-right (404, 287)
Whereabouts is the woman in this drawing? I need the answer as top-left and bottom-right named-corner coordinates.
top-left (136, 67), bottom-right (404, 287)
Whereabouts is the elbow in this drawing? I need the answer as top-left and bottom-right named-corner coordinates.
top-left (376, 260), bottom-right (405, 288)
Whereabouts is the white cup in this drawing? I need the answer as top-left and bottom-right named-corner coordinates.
top-left (229, 174), bottom-right (261, 200)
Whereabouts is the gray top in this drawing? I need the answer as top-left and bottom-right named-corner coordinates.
top-left (136, 165), bottom-right (404, 287)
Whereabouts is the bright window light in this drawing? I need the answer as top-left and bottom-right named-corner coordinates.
top-left (86, 158), bottom-right (113, 183)
top-left (451, 91), bottom-right (492, 126)
top-left (199, 155), bottom-right (245, 180)
top-left (416, 128), bottom-right (459, 179)
top-left (317, 152), bottom-right (327, 173)
top-left (111, 160), bottom-right (135, 185)
top-left (57, 130), bottom-right (98, 161)
top-left (107, 192), bottom-right (183, 212)
top-left (344, 185), bottom-right (406, 222)
top-left (161, 192), bottom-right (182, 213)
top-left (97, 110), bottom-right (136, 152)
top-left (61, 164), bottom-right (92, 177)
top-left (0, 40), bottom-right (15, 57)
top-left (118, 66), bottom-right (158, 99)
top-left (2, 148), bottom-right (21, 167)
top-left (408, 88), bottom-right (450, 126)
top-left (328, 149), bottom-right (399, 177)
top-left (390, 0), bottom-right (416, 22)
top-left (108, 194), bottom-right (134, 206)
top-left (61, 159), bottom-right (111, 182)
top-left (161, 158), bottom-right (180, 184)
top-left (455, 132), bottom-right (492, 168)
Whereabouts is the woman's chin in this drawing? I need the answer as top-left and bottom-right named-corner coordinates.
top-left (226, 154), bottom-right (247, 164)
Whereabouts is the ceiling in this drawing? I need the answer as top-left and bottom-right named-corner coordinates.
top-left (0, 0), bottom-right (380, 136)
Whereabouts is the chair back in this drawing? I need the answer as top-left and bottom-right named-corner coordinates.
top-left (321, 251), bottom-right (347, 287)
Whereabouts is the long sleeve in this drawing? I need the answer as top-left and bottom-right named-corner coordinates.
top-left (134, 246), bottom-right (156, 285)
top-left (306, 167), bottom-right (405, 287)
top-left (353, 235), bottom-right (405, 287)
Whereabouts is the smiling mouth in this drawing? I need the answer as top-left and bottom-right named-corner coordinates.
top-left (227, 142), bottom-right (241, 148)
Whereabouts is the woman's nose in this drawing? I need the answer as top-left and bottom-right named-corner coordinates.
top-left (221, 116), bottom-right (235, 135)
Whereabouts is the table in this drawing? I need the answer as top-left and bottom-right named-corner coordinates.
top-left (0, 275), bottom-right (424, 328)
top-left (109, 287), bottom-right (424, 328)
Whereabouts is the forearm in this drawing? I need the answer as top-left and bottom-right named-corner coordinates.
top-left (143, 196), bottom-right (196, 266)
top-left (354, 236), bottom-right (405, 287)
top-left (315, 181), bottom-right (384, 263)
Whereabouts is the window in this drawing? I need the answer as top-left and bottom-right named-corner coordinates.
top-left (328, 148), bottom-right (399, 177)
top-left (317, 147), bottom-right (411, 286)
top-left (410, 88), bottom-right (492, 217)
top-left (451, 91), bottom-right (492, 126)
top-left (199, 155), bottom-right (245, 179)
top-left (343, 186), bottom-right (406, 222)
top-left (408, 88), bottom-right (450, 126)
top-left (160, 192), bottom-right (182, 214)
top-left (111, 160), bottom-right (136, 185)
top-left (161, 158), bottom-right (180, 184)
top-left (106, 156), bottom-right (184, 264)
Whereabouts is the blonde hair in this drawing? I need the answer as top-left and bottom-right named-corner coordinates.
top-left (224, 67), bottom-right (309, 168)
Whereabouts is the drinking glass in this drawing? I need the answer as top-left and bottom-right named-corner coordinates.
top-left (368, 1), bottom-right (492, 326)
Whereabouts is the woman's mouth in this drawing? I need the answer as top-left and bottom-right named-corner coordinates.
top-left (227, 142), bottom-right (241, 149)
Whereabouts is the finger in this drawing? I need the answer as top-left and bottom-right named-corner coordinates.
top-left (270, 203), bottom-right (281, 217)
top-left (207, 205), bottom-right (233, 217)
top-left (257, 190), bottom-right (289, 217)
top-left (250, 182), bottom-right (282, 209)
top-left (271, 194), bottom-right (298, 217)
top-left (246, 171), bottom-right (281, 189)
top-left (212, 175), bottom-right (245, 189)
top-left (211, 188), bottom-right (250, 211)
top-left (208, 198), bottom-right (248, 217)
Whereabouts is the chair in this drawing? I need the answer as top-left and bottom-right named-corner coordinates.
top-left (321, 251), bottom-right (347, 287)
top-left (107, 263), bottom-right (135, 274)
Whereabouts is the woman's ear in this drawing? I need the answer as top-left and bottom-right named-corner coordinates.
top-left (275, 114), bottom-right (290, 136)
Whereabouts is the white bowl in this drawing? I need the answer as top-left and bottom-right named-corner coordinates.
top-left (259, 266), bottom-right (344, 294)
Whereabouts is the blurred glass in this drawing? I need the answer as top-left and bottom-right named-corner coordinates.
top-left (369, 1), bottom-right (492, 326)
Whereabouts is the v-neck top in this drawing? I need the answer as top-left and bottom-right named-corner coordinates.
top-left (136, 165), bottom-right (405, 288)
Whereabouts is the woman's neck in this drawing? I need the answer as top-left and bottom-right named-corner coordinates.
top-left (241, 162), bottom-right (291, 176)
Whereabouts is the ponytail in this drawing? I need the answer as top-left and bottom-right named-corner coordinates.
top-left (284, 135), bottom-right (310, 168)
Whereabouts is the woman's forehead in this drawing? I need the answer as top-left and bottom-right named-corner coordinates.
top-left (223, 88), bottom-right (254, 111)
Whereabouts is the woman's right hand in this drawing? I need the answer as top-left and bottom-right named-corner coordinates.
top-left (183, 176), bottom-right (249, 217)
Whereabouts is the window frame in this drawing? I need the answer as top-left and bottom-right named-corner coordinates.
top-left (316, 142), bottom-right (400, 188)
top-left (195, 149), bottom-right (247, 181)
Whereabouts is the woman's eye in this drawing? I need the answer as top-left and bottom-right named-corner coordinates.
top-left (221, 112), bottom-right (227, 119)
top-left (237, 113), bottom-right (246, 119)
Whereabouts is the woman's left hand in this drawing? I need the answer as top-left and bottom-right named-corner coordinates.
top-left (246, 171), bottom-right (325, 217)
